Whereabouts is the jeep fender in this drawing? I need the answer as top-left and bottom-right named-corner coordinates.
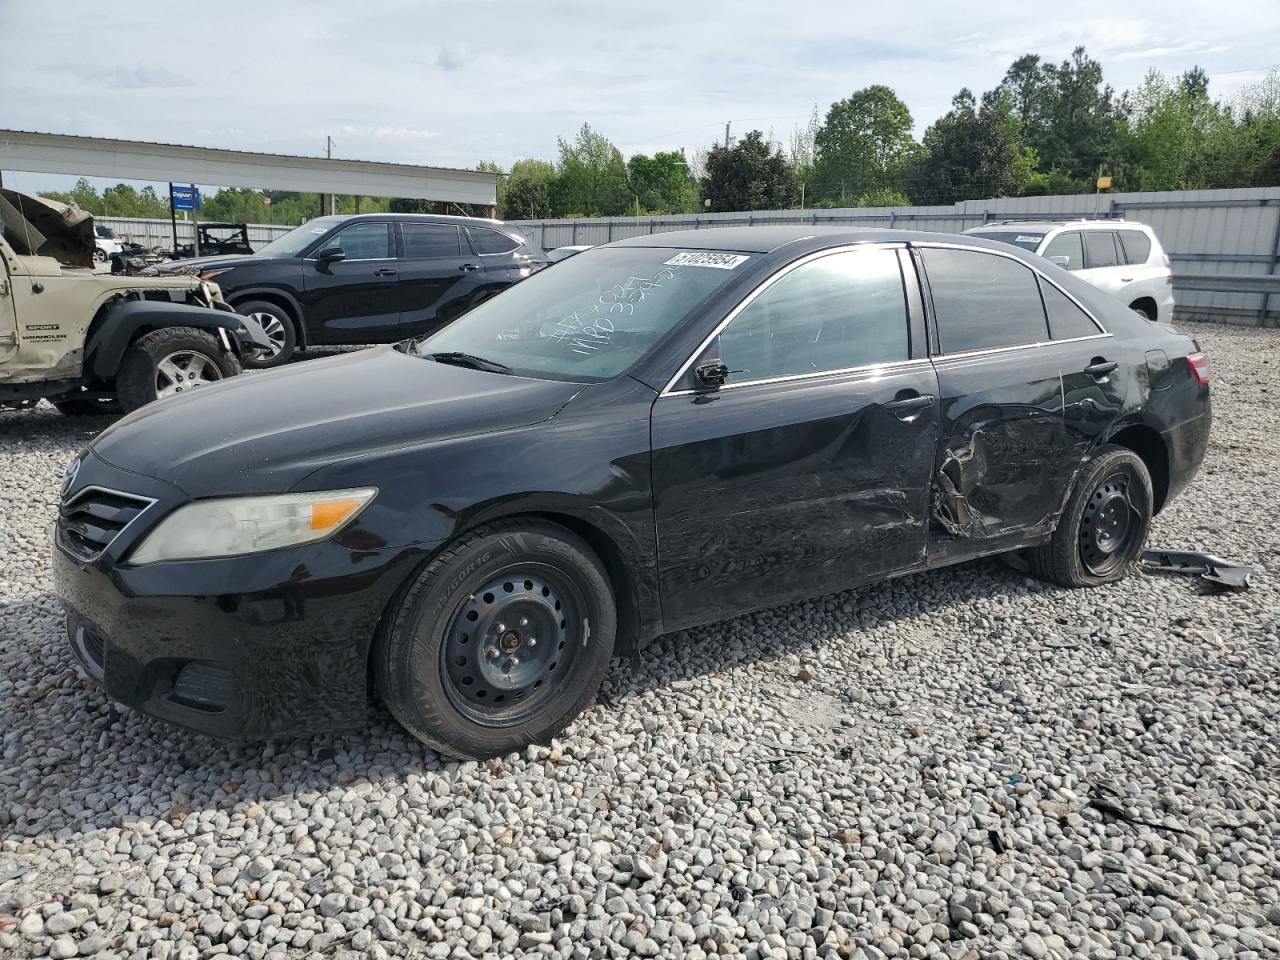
top-left (85, 300), bottom-right (259, 380)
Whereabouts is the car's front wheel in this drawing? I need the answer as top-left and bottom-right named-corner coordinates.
top-left (375, 520), bottom-right (616, 759)
top-left (235, 300), bottom-right (297, 368)
top-left (1027, 445), bottom-right (1153, 587)
top-left (115, 327), bottom-right (240, 412)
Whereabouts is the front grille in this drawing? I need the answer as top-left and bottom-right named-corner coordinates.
top-left (58, 486), bottom-right (156, 562)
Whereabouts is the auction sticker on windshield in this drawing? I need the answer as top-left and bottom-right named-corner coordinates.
top-left (664, 252), bottom-right (750, 270)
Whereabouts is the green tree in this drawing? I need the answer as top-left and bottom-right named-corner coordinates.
top-left (625, 150), bottom-right (698, 214)
top-left (502, 159), bottom-right (557, 219)
top-left (812, 85), bottom-right (916, 204)
top-left (700, 130), bottom-right (798, 212)
top-left (551, 124), bottom-right (629, 216)
top-left (856, 187), bottom-right (910, 207)
top-left (907, 89), bottom-right (1037, 204)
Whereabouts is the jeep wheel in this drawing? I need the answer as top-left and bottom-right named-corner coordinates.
top-left (236, 300), bottom-right (297, 368)
top-left (53, 394), bottom-right (123, 417)
top-left (116, 327), bottom-right (240, 412)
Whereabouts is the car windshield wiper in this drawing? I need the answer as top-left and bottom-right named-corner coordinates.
top-left (426, 351), bottom-right (514, 375)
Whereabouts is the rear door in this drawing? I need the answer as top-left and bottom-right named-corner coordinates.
top-left (917, 245), bottom-right (1088, 559)
top-left (1114, 229), bottom-right (1166, 308)
top-left (466, 226), bottom-right (527, 286)
top-left (0, 246), bottom-right (16, 361)
top-left (395, 222), bottom-right (487, 336)
top-left (1080, 230), bottom-right (1126, 295)
top-left (302, 221), bottom-right (401, 343)
top-left (651, 245), bottom-right (939, 629)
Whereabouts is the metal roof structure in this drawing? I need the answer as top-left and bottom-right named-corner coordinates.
top-left (0, 130), bottom-right (496, 206)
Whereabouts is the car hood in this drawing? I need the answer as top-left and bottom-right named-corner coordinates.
top-left (90, 346), bottom-right (585, 497)
top-left (156, 254), bottom-right (263, 274)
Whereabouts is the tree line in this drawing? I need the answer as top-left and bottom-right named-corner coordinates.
top-left (40, 47), bottom-right (1280, 226)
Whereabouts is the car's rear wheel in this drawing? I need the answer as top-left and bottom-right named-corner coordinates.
top-left (235, 300), bottom-right (297, 368)
top-left (115, 327), bottom-right (240, 412)
top-left (1027, 445), bottom-right (1153, 587)
top-left (374, 520), bottom-right (616, 759)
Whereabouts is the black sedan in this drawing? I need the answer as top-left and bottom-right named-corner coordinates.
top-left (53, 227), bottom-right (1211, 758)
top-left (153, 214), bottom-right (548, 367)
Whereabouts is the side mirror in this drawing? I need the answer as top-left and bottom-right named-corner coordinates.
top-left (694, 360), bottom-right (729, 389)
top-left (315, 246), bottom-right (346, 264)
top-left (1048, 255), bottom-right (1071, 269)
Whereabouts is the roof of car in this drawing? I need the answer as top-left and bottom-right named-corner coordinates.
top-left (966, 219), bottom-right (1147, 233)
top-left (609, 225), bottom-right (1029, 255)
top-left (323, 212), bottom-right (511, 228)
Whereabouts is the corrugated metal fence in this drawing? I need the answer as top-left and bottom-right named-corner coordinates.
top-left (512, 187), bottom-right (1280, 325)
top-left (95, 217), bottom-right (294, 251)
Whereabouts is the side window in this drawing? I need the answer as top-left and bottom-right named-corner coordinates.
top-left (327, 222), bottom-right (391, 260)
top-left (468, 227), bottom-right (520, 255)
top-left (1084, 231), bottom-right (1120, 269)
top-left (715, 248), bottom-right (909, 382)
top-left (1041, 231), bottom-right (1084, 270)
top-left (1117, 230), bottom-right (1152, 265)
top-left (402, 223), bottom-right (461, 259)
top-left (1040, 279), bottom-right (1102, 340)
top-left (921, 248), bottom-right (1048, 353)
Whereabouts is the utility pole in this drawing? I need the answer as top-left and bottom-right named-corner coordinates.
top-left (326, 136), bottom-right (336, 216)
top-left (724, 122), bottom-right (731, 149)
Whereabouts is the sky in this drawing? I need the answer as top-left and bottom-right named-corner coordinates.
top-left (1, 0), bottom-right (1277, 197)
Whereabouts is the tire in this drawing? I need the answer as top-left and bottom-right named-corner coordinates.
top-left (115, 327), bottom-right (240, 413)
top-left (1027, 445), bottom-right (1153, 588)
top-left (92, 248), bottom-right (107, 263)
top-left (374, 520), bottom-right (617, 759)
top-left (235, 300), bottom-right (297, 368)
top-left (53, 394), bottom-right (123, 416)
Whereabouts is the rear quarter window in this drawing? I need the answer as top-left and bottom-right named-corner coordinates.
top-left (469, 227), bottom-right (521, 255)
top-left (1117, 230), bottom-right (1153, 265)
top-left (921, 248), bottom-right (1049, 354)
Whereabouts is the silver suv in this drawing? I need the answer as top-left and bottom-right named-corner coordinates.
top-left (964, 220), bottom-right (1174, 323)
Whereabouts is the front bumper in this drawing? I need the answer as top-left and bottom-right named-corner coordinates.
top-left (51, 454), bottom-right (432, 739)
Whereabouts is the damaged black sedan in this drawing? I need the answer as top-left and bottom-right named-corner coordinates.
top-left (52, 228), bottom-right (1211, 758)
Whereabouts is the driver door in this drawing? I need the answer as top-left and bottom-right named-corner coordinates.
top-left (303, 221), bottom-right (402, 344)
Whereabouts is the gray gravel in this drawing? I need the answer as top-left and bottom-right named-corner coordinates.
top-left (2, 323), bottom-right (1278, 960)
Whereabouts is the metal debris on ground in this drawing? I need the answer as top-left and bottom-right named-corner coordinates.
top-left (1141, 548), bottom-right (1253, 589)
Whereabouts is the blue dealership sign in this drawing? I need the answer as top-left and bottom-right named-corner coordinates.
top-left (171, 184), bottom-right (201, 211)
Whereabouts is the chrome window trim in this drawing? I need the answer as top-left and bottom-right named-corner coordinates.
top-left (912, 239), bottom-right (1109, 341)
top-left (664, 357), bottom-right (933, 397)
top-left (659, 242), bottom-right (909, 397)
top-left (929, 332), bottom-right (1113, 364)
top-left (57, 485), bottom-right (159, 563)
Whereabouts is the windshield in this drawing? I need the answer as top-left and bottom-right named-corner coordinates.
top-left (96, 226), bottom-right (116, 239)
top-left (255, 216), bottom-right (347, 258)
top-left (419, 246), bottom-right (752, 381)
top-left (971, 230), bottom-right (1045, 252)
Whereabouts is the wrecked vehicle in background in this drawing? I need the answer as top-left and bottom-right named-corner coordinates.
top-left (51, 227), bottom-right (1210, 759)
top-left (169, 222), bottom-right (255, 260)
top-left (0, 189), bottom-right (270, 415)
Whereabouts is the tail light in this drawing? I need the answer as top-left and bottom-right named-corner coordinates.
top-left (1167, 272), bottom-right (1175, 285)
top-left (1187, 352), bottom-right (1211, 385)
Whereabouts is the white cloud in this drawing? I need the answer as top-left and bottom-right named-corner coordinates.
top-left (2, 0), bottom-right (1277, 193)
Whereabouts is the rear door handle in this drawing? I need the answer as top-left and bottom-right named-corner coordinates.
top-left (884, 394), bottom-right (935, 420)
top-left (1084, 359), bottom-right (1118, 378)
top-left (459, 263), bottom-right (480, 272)
top-left (373, 268), bottom-right (398, 277)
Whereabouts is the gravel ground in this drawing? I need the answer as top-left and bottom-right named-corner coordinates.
top-left (1, 323), bottom-right (1277, 960)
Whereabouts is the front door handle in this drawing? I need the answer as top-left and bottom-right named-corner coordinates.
top-left (459, 263), bottom-right (480, 272)
top-left (1084, 359), bottom-right (1118, 378)
top-left (884, 394), bottom-right (935, 420)
top-left (373, 268), bottom-right (398, 277)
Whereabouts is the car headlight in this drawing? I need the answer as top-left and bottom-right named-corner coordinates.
top-left (198, 268), bottom-right (231, 281)
top-left (129, 488), bottom-right (377, 565)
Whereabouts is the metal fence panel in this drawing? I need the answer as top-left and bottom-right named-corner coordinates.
top-left (513, 187), bottom-right (1280, 324)
top-left (95, 217), bottom-right (293, 252)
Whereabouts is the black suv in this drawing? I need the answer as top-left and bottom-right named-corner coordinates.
top-left (153, 214), bottom-right (548, 366)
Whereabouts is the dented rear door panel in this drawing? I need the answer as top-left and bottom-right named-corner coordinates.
top-left (928, 346), bottom-right (1082, 559)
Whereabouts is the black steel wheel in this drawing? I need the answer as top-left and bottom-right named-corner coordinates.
top-left (374, 520), bottom-right (616, 759)
top-left (1027, 445), bottom-right (1153, 588)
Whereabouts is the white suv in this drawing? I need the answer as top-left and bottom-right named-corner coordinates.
top-left (964, 220), bottom-right (1174, 323)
